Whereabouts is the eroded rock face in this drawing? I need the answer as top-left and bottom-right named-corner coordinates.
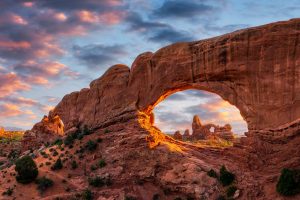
top-left (22, 115), bottom-right (64, 150)
top-left (30, 19), bottom-right (300, 140)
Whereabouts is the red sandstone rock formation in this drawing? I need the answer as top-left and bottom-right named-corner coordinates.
top-left (173, 130), bottom-right (183, 140)
top-left (29, 18), bottom-right (299, 138)
top-left (6, 18), bottom-right (300, 200)
top-left (190, 115), bottom-right (235, 141)
top-left (183, 129), bottom-right (190, 140)
top-left (22, 114), bottom-right (64, 150)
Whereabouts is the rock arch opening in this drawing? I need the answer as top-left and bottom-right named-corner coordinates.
top-left (152, 89), bottom-right (248, 142)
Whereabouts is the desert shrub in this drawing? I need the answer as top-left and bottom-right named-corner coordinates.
top-left (64, 134), bottom-right (75, 146)
top-left (207, 169), bottom-right (218, 178)
top-left (40, 151), bottom-right (48, 158)
top-left (88, 176), bottom-right (111, 187)
top-left (53, 139), bottom-right (63, 146)
top-left (8, 149), bottom-right (21, 161)
top-left (226, 185), bottom-right (237, 197)
top-left (90, 164), bottom-right (98, 171)
top-left (219, 165), bottom-right (235, 186)
top-left (82, 125), bottom-right (91, 135)
top-left (88, 176), bottom-right (105, 187)
top-left (276, 168), bottom-right (300, 196)
top-left (125, 196), bottom-right (137, 200)
top-left (2, 187), bottom-right (13, 196)
top-left (52, 150), bottom-right (58, 157)
top-left (15, 155), bottom-right (38, 184)
top-left (35, 176), bottom-right (54, 192)
top-left (104, 129), bottom-right (111, 134)
top-left (153, 194), bottom-right (160, 200)
top-left (71, 160), bottom-right (78, 169)
top-left (81, 189), bottom-right (93, 200)
top-left (98, 159), bottom-right (106, 168)
top-left (215, 195), bottom-right (226, 200)
top-left (45, 162), bottom-right (51, 166)
top-left (85, 140), bottom-right (97, 151)
top-left (97, 138), bottom-right (102, 143)
top-left (51, 158), bottom-right (63, 171)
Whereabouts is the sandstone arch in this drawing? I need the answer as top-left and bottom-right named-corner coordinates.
top-left (37, 19), bottom-right (300, 136)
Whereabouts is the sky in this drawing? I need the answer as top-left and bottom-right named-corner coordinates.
top-left (0, 0), bottom-right (299, 131)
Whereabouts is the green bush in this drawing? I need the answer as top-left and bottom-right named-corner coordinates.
top-left (226, 185), bottom-right (237, 197)
top-left (90, 164), bottom-right (98, 171)
top-left (125, 196), bottom-right (137, 200)
top-left (64, 134), bottom-right (75, 146)
top-left (82, 125), bottom-right (91, 135)
top-left (104, 129), bottom-right (111, 134)
top-left (219, 165), bottom-right (235, 186)
top-left (97, 138), bottom-right (102, 143)
top-left (85, 140), bottom-right (97, 151)
top-left (81, 189), bottom-right (93, 200)
top-left (276, 168), bottom-right (300, 196)
top-left (88, 176), bottom-right (105, 187)
top-left (52, 150), bottom-right (58, 157)
top-left (98, 159), bottom-right (106, 168)
top-left (215, 195), bottom-right (226, 200)
top-left (53, 139), bottom-right (63, 146)
top-left (2, 187), bottom-right (13, 196)
top-left (153, 194), bottom-right (160, 200)
top-left (71, 160), bottom-right (78, 169)
top-left (15, 155), bottom-right (38, 184)
top-left (51, 158), bottom-right (63, 171)
top-left (35, 176), bottom-right (54, 192)
top-left (8, 149), bottom-right (21, 161)
top-left (207, 169), bottom-right (218, 178)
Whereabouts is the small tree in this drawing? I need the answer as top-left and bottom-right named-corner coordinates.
top-left (35, 176), bottom-right (54, 192)
top-left (15, 156), bottom-right (38, 184)
top-left (85, 140), bottom-right (97, 151)
top-left (82, 189), bottom-right (93, 200)
top-left (98, 159), bottom-right (106, 168)
top-left (51, 158), bottom-right (63, 171)
top-left (88, 176), bottom-right (105, 187)
top-left (276, 168), bottom-right (300, 196)
top-left (219, 165), bottom-right (235, 186)
top-left (71, 160), bottom-right (78, 169)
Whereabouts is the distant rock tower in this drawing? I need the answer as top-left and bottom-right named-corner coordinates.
top-left (173, 130), bottom-right (183, 140)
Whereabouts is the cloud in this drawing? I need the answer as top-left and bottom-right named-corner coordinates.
top-left (204, 24), bottom-right (249, 34)
top-left (36, 0), bottom-right (124, 11)
top-left (148, 28), bottom-right (194, 43)
top-left (126, 12), bottom-right (194, 43)
top-left (0, 72), bottom-right (30, 98)
top-left (13, 61), bottom-right (79, 84)
top-left (0, 103), bottom-right (22, 117)
top-left (73, 44), bottom-right (127, 68)
top-left (153, 0), bottom-right (215, 19)
top-left (0, 96), bottom-right (38, 107)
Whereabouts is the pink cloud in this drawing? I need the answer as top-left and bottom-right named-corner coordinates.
top-left (0, 41), bottom-right (31, 49)
top-left (10, 14), bottom-right (28, 25)
top-left (0, 103), bottom-right (22, 117)
top-left (23, 2), bottom-right (34, 8)
top-left (0, 72), bottom-right (30, 98)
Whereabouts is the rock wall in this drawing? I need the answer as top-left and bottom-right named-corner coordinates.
top-left (37, 19), bottom-right (300, 135)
